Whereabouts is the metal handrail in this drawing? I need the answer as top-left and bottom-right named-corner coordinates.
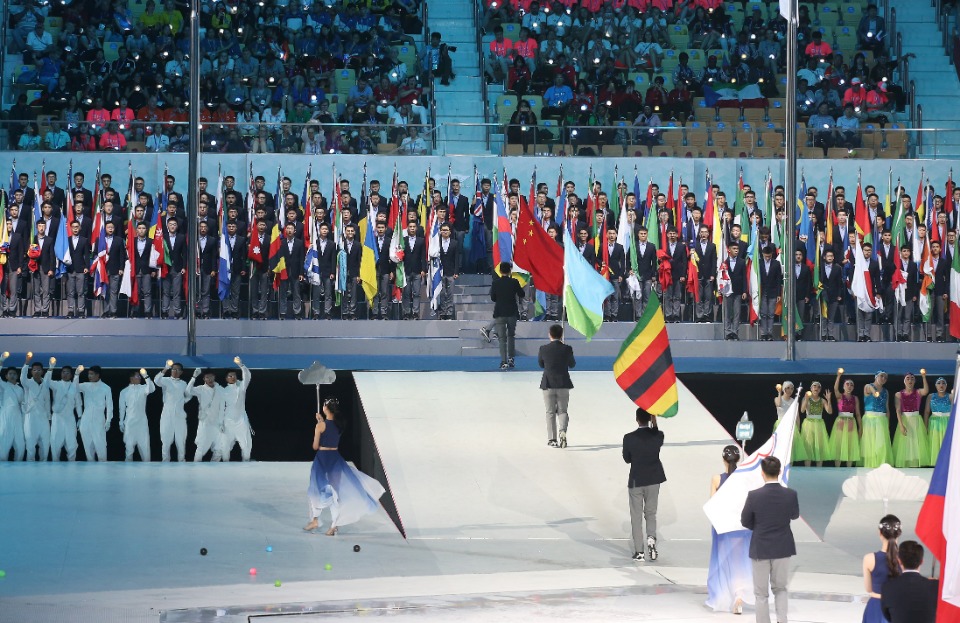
top-left (891, 8), bottom-right (897, 53)
top-left (902, 57), bottom-right (910, 99)
top-left (910, 80), bottom-right (917, 125)
top-left (917, 105), bottom-right (924, 155)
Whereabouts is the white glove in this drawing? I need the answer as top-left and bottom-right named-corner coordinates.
top-left (193, 368), bottom-right (202, 378)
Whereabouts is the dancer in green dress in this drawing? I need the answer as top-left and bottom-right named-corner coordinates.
top-left (862, 371), bottom-right (892, 468)
top-left (892, 371), bottom-right (931, 468)
top-left (924, 377), bottom-right (952, 463)
top-left (831, 368), bottom-right (862, 467)
top-left (799, 382), bottom-right (833, 466)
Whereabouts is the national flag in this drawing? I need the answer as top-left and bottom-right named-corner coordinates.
top-left (617, 180), bottom-right (638, 275)
top-left (797, 174), bottom-right (815, 260)
top-left (217, 170), bottom-right (232, 300)
top-left (916, 170), bottom-right (927, 229)
top-left (7, 161), bottom-right (16, 198)
top-left (246, 162), bottom-right (255, 231)
top-left (39, 161), bottom-right (47, 198)
top-left (466, 166), bottom-right (487, 267)
top-left (555, 164), bottom-right (566, 232)
top-left (825, 170), bottom-right (835, 249)
top-left (0, 190), bottom-right (8, 287)
top-left (54, 197), bottom-right (71, 278)
top-left (275, 166), bottom-right (284, 231)
top-left (746, 222), bottom-right (761, 324)
top-left (854, 174), bottom-right (871, 245)
top-left (300, 163), bottom-right (312, 218)
top-left (562, 226), bottom-right (613, 339)
top-left (491, 176), bottom-right (512, 271)
top-left (31, 176), bottom-right (41, 246)
top-left (918, 216), bottom-right (935, 322)
top-left (613, 291), bottom-right (679, 418)
top-left (916, 373), bottom-right (960, 622)
top-left (946, 169), bottom-right (955, 233)
top-left (763, 170), bottom-right (777, 250)
top-left (665, 169), bottom-right (675, 228)
top-left (645, 186), bottom-right (661, 250)
top-left (734, 169), bottom-right (747, 232)
top-left (890, 183), bottom-right (908, 304)
top-left (529, 167), bottom-right (538, 221)
top-left (119, 208), bottom-right (138, 304)
top-left (851, 237), bottom-right (882, 313)
top-left (586, 166), bottom-right (597, 237)
top-left (951, 233), bottom-right (960, 341)
top-left (359, 213), bottom-right (379, 306)
top-left (686, 249), bottom-right (700, 302)
top-left (91, 221), bottom-right (108, 297)
top-left (426, 208), bottom-right (442, 312)
top-left (268, 223), bottom-right (286, 288)
top-left (387, 166), bottom-right (406, 299)
top-left (65, 161), bottom-right (75, 225)
top-left (515, 195), bottom-right (564, 295)
top-left (703, 393), bottom-right (800, 534)
top-left (702, 82), bottom-right (767, 109)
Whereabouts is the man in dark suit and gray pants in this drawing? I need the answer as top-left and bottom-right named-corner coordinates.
top-left (538, 324), bottom-right (575, 448)
top-left (740, 456), bottom-right (800, 623)
top-left (881, 540), bottom-right (938, 623)
top-left (622, 407), bottom-right (665, 562)
top-left (490, 261), bottom-right (524, 370)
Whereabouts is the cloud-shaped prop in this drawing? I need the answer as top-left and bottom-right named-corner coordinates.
top-left (298, 362), bottom-right (336, 385)
top-left (841, 464), bottom-right (928, 501)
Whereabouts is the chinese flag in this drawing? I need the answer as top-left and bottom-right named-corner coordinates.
top-left (514, 200), bottom-right (564, 295)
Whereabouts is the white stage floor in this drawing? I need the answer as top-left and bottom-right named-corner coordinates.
top-left (0, 372), bottom-right (932, 623)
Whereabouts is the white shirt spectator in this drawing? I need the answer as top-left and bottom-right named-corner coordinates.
top-left (44, 129), bottom-right (71, 151)
top-left (165, 58), bottom-right (187, 78)
top-left (26, 29), bottom-right (53, 53)
top-left (146, 133), bottom-right (170, 152)
top-left (400, 135), bottom-right (427, 155)
top-left (261, 107), bottom-right (286, 132)
top-left (546, 13), bottom-right (571, 36)
top-left (301, 126), bottom-right (325, 154)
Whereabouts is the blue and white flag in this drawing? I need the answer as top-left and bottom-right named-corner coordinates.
top-left (304, 244), bottom-right (322, 286)
top-left (217, 171), bottom-right (232, 300)
top-left (427, 212), bottom-right (442, 311)
top-left (703, 394), bottom-right (800, 534)
top-left (54, 211), bottom-right (71, 277)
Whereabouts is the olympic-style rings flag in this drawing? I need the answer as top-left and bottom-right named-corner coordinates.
top-left (703, 393), bottom-right (800, 534)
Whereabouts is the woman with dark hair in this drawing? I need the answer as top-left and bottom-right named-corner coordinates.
top-left (304, 398), bottom-right (385, 535)
top-left (924, 377), bottom-right (952, 462)
top-left (862, 514), bottom-right (902, 623)
top-left (705, 445), bottom-right (753, 615)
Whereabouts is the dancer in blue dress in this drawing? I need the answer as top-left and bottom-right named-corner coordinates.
top-left (861, 514), bottom-right (901, 623)
top-left (924, 378), bottom-right (952, 462)
top-left (304, 398), bottom-right (385, 535)
top-left (706, 445), bottom-right (754, 615)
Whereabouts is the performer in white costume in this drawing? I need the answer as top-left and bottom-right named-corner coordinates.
top-left (20, 353), bottom-right (53, 461)
top-left (0, 352), bottom-right (26, 461)
top-left (186, 369), bottom-right (225, 462)
top-left (221, 356), bottom-right (253, 462)
top-left (49, 363), bottom-right (80, 461)
top-left (118, 368), bottom-right (156, 461)
top-left (154, 361), bottom-right (190, 462)
top-left (76, 365), bottom-right (114, 461)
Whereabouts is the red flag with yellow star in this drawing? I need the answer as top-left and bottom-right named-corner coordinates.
top-left (514, 199), bottom-right (564, 295)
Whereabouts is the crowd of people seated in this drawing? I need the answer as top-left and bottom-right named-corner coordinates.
top-left (5, 0), bottom-right (429, 154)
top-left (485, 0), bottom-right (905, 154)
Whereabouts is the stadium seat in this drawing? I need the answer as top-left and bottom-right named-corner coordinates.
top-left (522, 95), bottom-right (543, 120)
top-left (711, 127), bottom-right (734, 150)
top-left (652, 145), bottom-right (675, 158)
top-left (333, 69), bottom-right (356, 91)
top-left (103, 42), bottom-right (121, 62)
top-left (501, 23), bottom-right (521, 38)
top-left (395, 45), bottom-right (418, 70)
top-left (752, 146), bottom-right (777, 158)
top-left (127, 141), bottom-right (146, 153)
top-left (496, 94), bottom-right (517, 123)
top-left (801, 147), bottom-right (825, 159)
top-left (377, 143), bottom-right (398, 154)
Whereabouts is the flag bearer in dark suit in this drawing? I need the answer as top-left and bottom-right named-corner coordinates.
top-left (277, 222), bottom-right (305, 319)
top-left (820, 249), bottom-right (844, 340)
top-left (437, 223), bottom-right (460, 319)
top-left (222, 220), bottom-right (247, 319)
top-left (341, 223), bottom-right (362, 320)
top-left (792, 248), bottom-right (812, 340)
top-left (65, 220), bottom-right (89, 318)
top-left (401, 221), bottom-right (426, 319)
top-left (601, 227), bottom-right (625, 322)
top-left (630, 226), bottom-right (658, 319)
top-left (622, 407), bottom-right (665, 563)
top-left (309, 222), bottom-right (337, 319)
top-left (132, 222), bottom-right (155, 317)
top-left (103, 221), bottom-right (127, 318)
top-left (880, 540), bottom-right (938, 623)
top-left (372, 221), bottom-right (394, 320)
top-left (662, 227), bottom-right (688, 322)
top-left (31, 220), bottom-right (56, 317)
top-left (249, 220), bottom-right (271, 320)
top-left (196, 221), bottom-right (218, 319)
top-left (723, 242), bottom-right (747, 340)
top-left (162, 218), bottom-right (188, 319)
top-left (758, 245), bottom-right (783, 341)
top-left (740, 456), bottom-right (800, 623)
top-left (538, 323), bottom-right (575, 448)
top-left (693, 224), bottom-right (716, 322)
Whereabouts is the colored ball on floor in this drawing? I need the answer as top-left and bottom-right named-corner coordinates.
top-left (274, 580), bottom-right (282, 587)
top-left (200, 548), bottom-right (208, 556)
top-left (0, 570), bottom-right (6, 578)
top-left (353, 545), bottom-right (361, 552)
top-left (324, 563), bottom-right (332, 571)
top-left (266, 546), bottom-right (273, 552)
top-left (249, 567), bottom-right (257, 575)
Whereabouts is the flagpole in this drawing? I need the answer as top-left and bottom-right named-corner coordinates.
top-left (185, 0), bottom-right (200, 357)
top-left (783, 0), bottom-right (798, 362)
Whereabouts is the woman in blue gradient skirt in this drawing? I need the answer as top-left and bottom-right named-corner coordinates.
top-left (706, 445), bottom-right (753, 615)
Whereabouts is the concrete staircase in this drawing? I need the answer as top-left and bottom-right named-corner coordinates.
top-left (426, 0), bottom-right (489, 154)
top-left (889, 0), bottom-right (960, 158)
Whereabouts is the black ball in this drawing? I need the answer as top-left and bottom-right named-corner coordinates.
top-left (353, 545), bottom-right (361, 553)
top-left (200, 548), bottom-right (208, 556)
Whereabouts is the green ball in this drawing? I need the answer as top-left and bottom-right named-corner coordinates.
top-left (274, 580), bottom-right (282, 587)
top-left (0, 570), bottom-right (6, 578)
top-left (324, 563), bottom-right (332, 571)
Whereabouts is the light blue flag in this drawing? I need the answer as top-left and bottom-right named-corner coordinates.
top-left (562, 227), bottom-right (614, 339)
top-left (54, 213), bottom-right (70, 277)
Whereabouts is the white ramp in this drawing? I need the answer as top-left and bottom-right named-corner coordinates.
top-left (357, 371), bottom-right (821, 543)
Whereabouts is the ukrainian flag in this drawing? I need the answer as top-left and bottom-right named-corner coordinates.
top-left (358, 215), bottom-right (378, 305)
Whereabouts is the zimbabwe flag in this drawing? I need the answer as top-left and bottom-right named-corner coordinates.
top-left (268, 223), bottom-right (286, 288)
top-left (613, 292), bottom-right (679, 418)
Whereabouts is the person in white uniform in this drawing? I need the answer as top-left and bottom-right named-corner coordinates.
top-left (0, 353), bottom-right (26, 461)
top-left (49, 363), bottom-right (81, 461)
top-left (76, 365), bottom-right (114, 461)
top-left (118, 368), bottom-right (156, 461)
top-left (154, 361), bottom-right (190, 462)
top-left (221, 356), bottom-right (254, 461)
top-left (21, 353), bottom-right (53, 461)
top-left (186, 368), bottom-right (225, 462)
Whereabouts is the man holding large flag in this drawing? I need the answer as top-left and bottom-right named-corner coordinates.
top-left (622, 407), bottom-right (666, 563)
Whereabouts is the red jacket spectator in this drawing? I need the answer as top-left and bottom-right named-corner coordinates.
top-left (842, 80), bottom-right (867, 107)
top-left (581, 0), bottom-right (602, 10)
top-left (644, 84), bottom-right (668, 111)
top-left (138, 102), bottom-right (167, 123)
top-left (865, 86), bottom-right (889, 113)
top-left (804, 38), bottom-right (833, 60)
top-left (86, 107), bottom-right (110, 132)
top-left (695, 0), bottom-right (723, 8)
top-left (489, 36), bottom-right (513, 59)
top-left (111, 106), bottom-right (136, 131)
top-left (513, 34), bottom-right (538, 60)
top-left (99, 129), bottom-right (127, 151)
top-left (71, 131), bottom-right (97, 151)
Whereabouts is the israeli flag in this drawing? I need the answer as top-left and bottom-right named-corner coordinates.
top-left (304, 244), bottom-right (321, 286)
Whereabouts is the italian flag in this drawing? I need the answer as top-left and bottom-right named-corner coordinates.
top-left (950, 234), bottom-right (960, 340)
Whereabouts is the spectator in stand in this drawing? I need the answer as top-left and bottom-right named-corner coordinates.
top-left (146, 125), bottom-right (170, 152)
top-left (420, 32), bottom-right (454, 86)
top-left (804, 30), bottom-right (833, 63)
top-left (71, 124), bottom-right (97, 151)
top-left (814, 79), bottom-right (843, 118)
top-left (835, 104), bottom-right (861, 149)
top-left (111, 97), bottom-right (136, 139)
top-left (18, 124), bottom-right (42, 151)
top-left (808, 103), bottom-right (836, 154)
top-left (796, 78), bottom-right (817, 120)
top-left (667, 78), bottom-right (694, 123)
top-left (486, 26), bottom-right (513, 84)
top-left (843, 78), bottom-right (868, 120)
top-left (865, 83), bottom-right (895, 127)
top-left (513, 28), bottom-right (539, 74)
top-left (25, 22), bottom-right (53, 63)
top-left (634, 30), bottom-right (664, 73)
top-left (634, 105), bottom-right (661, 154)
top-left (508, 56), bottom-right (533, 97)
top-left (858, 4), bottom-right (886, 54)
top-left (44, 121), bottom-right (71, 151)
top-left (543, 74), bottom-right (573, 121)
top-left (86, 98), bottom-right (111, 135)
top-left (399, 126), bottom-right (427, 155)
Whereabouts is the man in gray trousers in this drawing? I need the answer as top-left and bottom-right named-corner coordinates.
top-left (538, 324), bottom-right (575, 448)
top-left (741, 456), bottom-right (800, 623)
top-left (622, 407), bottom-right (665, 562)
